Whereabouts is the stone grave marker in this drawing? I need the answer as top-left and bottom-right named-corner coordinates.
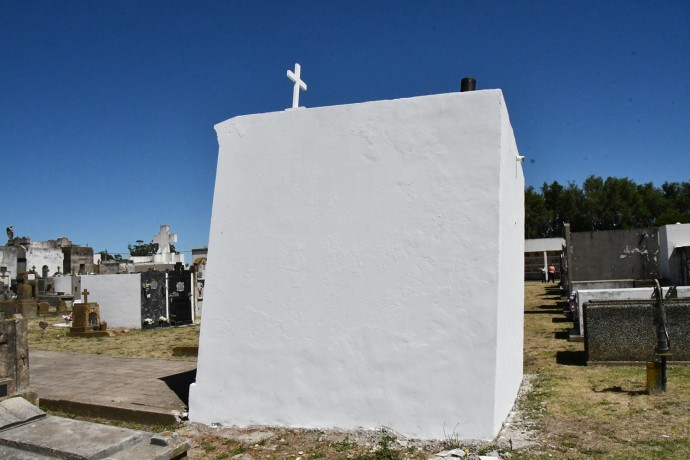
top-left (68, 289), bottom-right (114, 338)
top-left (0, 312), bottom-right (36, 404)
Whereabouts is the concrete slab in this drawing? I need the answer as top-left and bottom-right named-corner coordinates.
top-left (30, 351), bottom-right (196, 425)
top-left (0, 416), bottom-right (144, 458)
top-left (0, 415), bottom-right (190, 459)
top-left (0, 395), bottom-right (189, 459)
top-left (0, 445), bottom-right (56, 459)
top-left (0, 396), bottom-right (45, 430)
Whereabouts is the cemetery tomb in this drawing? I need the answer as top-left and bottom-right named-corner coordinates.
top-left (585, 298), bottom-right (690, 363)
top-left (79, 273), bottom-right (142, 329)
top-left (562, 225), bottom-right (658, 294)
top-left (167, 264), bottom-right (194, 325)
top-left (141, 271), bottom-right (167, 327)
top-left (658, 223), bottom-right (690, 285)
top-left (189, 89), bottom-right (525, 440)
top-left (571, 286), bottom-right (690, 340)
top-left (67, 289), bottom-right (115, 337)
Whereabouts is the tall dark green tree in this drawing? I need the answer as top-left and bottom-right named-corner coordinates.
top-left (525, 186), bottom-right (551, 238)
top-left (524, 176), bottom-right (690, 238)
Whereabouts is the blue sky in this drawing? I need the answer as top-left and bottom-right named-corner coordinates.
top-left (1, 1), bottom-right (688, 257)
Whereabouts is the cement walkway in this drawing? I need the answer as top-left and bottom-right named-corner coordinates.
top-left (30, 351), bottom-right (197, 425)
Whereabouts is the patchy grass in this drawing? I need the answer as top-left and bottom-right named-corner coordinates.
top-left (28, 316), bottom-right (198, 361)
top-left (516, 282), bottom-right (690, 459)
top-left (29, 283), bottom-right (690, 458)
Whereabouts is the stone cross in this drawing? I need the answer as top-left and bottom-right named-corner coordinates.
top-left (287, 63), bottom-right (307, 109)
top-left (82, 289), bottom-right (90, 304)
top-left (153, 225), bottom-right (177, 255)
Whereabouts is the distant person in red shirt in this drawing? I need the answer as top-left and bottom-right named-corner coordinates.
top-left (548, 265), bottom-right (556, 283)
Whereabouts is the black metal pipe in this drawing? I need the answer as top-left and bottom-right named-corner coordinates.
top-left (461, 77), bottom-right (476, 92)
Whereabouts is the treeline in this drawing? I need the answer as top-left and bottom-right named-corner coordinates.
top-left (526, 176), bottom-right (690, 239)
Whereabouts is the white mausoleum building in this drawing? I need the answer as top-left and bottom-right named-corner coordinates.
top-left (189, 89), bottom-right (525, 440)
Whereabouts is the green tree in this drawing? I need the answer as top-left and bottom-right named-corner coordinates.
top-left (128, 240), bottom-right (158, 257)
top-left (525, 186), bottom-right (551, 238)
top-left (524, 176), bottom-right (690, 237)
top-left (127, 240), bottom-right (177, 257)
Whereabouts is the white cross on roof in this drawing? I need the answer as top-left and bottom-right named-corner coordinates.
top-left (287, 63), bottom-right (307, 109)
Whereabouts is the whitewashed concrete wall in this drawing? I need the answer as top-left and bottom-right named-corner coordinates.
top-left (26, 247), bottom-right (63, 276)
top-left (0, 247), bottom-right (63, 279)
top-left (52, 275), bottom-right (75, 296)
top-left (494, 98), bottom-right (525, 433)
top-left (0, 249), bottom-right (18, 279)
top-left (79, 274), bottom-right (142, 329)
top-left (659, 224), bottom-right (690, 283)
top-left (189, 90), bottom-right (525, 440)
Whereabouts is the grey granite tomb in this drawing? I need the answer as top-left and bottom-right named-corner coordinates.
top-left (585, 298), bottom-right (690, 363)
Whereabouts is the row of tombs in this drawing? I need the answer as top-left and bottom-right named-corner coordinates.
top-left (0, 262), bottom-right (199, 329)
top-left (554, 222), bottom-right (690, 365)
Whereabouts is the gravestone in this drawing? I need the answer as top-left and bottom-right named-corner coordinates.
top-left (167, 263), bottom-right (193, 325)
top-left (189, 89), bottom-right (525, 440)
top-left (68, 290), bottom-right (114, 337)
top-left (57, 298), bottom-right (69, 314)
top-left (141, 271), bottom-right (167, 327)
top-left (0, 312), bottom-right (37, 404)
top-left (15, 282), bottom-right (37, 319)
top-left (37, 301), bottom-right (51, 316)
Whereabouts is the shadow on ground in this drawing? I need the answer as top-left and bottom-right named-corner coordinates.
top-left (593, 386), bottom-right (647, 396)
top-left (554, 330), bottom-right (569, 340)
top-left (556, 350), bottom-right (587, 366)
top-left (159, 369), bottom-right (197, 407)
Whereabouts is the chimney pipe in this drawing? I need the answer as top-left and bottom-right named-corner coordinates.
top-left (461, 77), bottom-right (476, 92)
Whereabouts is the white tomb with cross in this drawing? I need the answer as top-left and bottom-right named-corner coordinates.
top-left (152, 225), bottom-right (183, 264)
top-left (128, 225), bottom-right (184, 265)
top-left (190, 89), bottom-right (525, 440)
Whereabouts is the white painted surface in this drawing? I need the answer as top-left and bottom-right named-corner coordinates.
top-left (0, 246), bottom-right (63, 279)
top-left (287, 63), bottom-right (307, 109)
top-left (153, 225), bottom-right (177, 255)
top-left (79, 274), bottom-right (142, 329)
top-left (51, 275), bottom-right (73, 296)
top-left (189, 90), bottom-right (524, 440)
top-left (524, 238), bottom-right (564, 253)
top-left (658, 224), bottom-right (690, 283)
top-left (493, 97), bottom-right (525, 434)
top-left (574, 286), bottom-right (690, 336)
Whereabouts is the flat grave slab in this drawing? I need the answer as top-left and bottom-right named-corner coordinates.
top-left (0, 397), bottom-right (189, 459)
